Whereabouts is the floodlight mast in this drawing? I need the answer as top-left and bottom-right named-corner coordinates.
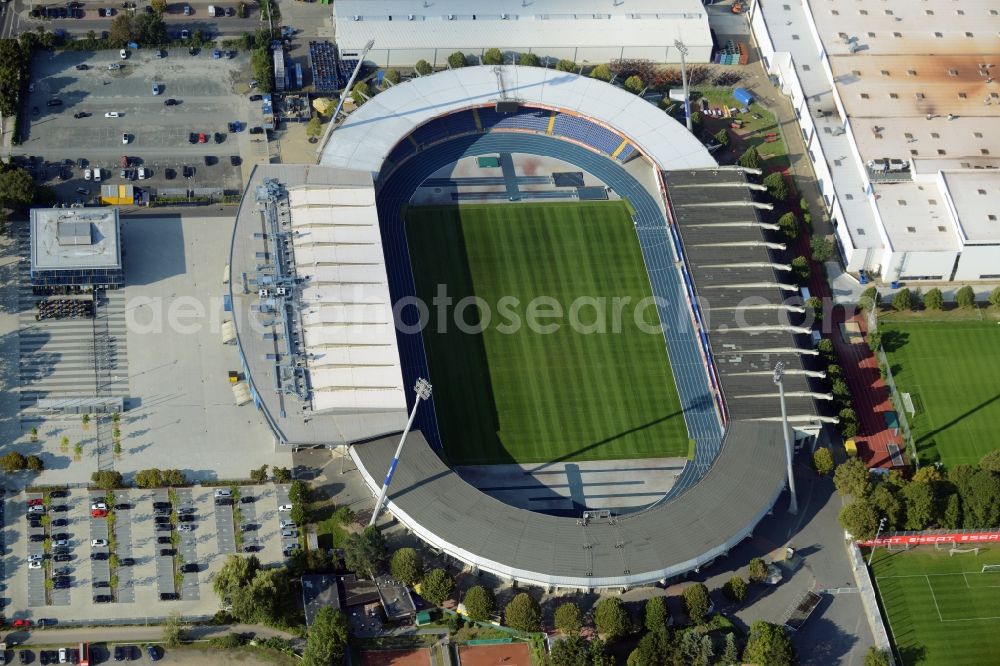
top-left (316, 39), bottom-right (375, 160)
top-left (368, 378), bottom-right (433, 527)
top-left (674, 40), bottom-right (693, 133)
top-left (867, 517), bottom-right (888, 566)
top-left (773, 362), bottom-right (798, 514)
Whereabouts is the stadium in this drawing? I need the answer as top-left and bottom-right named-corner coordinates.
top-left (229, 66), bottom-right (832, 590)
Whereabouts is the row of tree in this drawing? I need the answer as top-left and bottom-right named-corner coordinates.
top-left (836, 453), bottom-right (1000, 540)
top-left (1, 451), bottom-right (44, 474)
top-left (861, 285), bottom-right (1000, 314)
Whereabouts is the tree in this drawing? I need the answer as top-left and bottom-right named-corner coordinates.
top-left (956, 285), bottom-right (976, 308)
top-left (738, 147), bottom-right (760, 169)
top-left (135, 468), bottom-right (164, 488)
top-left (73, 442), bottom-right (84, 461)
top-left (960, 470), bottom-right (1000, 528)
top-left (924, 287), bottom-right (944, 310)
top-left (250, 465), bottom-right (269, 483)
top-left (810, 235), bottom-right (835, 262)
top-left (762, 172), bottom-right (789, 202)
top-left (419, 568), bottom-right (454, 606)
top-left (870, 484), bottom-right (903, 531)
top-left (26, 455), bottom-right (44, 473)
top-left (682, 583), bottom-right (711, 624)
top-left (720, 633), bottom-right (739, 666)
top-left (594, 597), bottom-right (630, 640)
top-left (518, 52), bottom-right (540, 67)
top-left (690, 111), bottom-right (703, 134)
top-left (859, 286), bottom-right (881, 312)
top-left (504, 592), bottom-right (541, 632)
top-left (415, 59), bottom-right (433, 76)
top-left (447, 51), bottom-right (468, 69)
top-left (305, 115), bottom-right (323, 142)
top-left (812, 447), bottom-right (834, 475)
top-left (554, 601), bottom-right (583, 635)
top-left (212, 554), bottom-right (262, 600)
top-left (231, 567), bottom-right (288, 624)
top-left (891, 288), bottom-right (913, 312)
top-left (777, 212), bottom-right (798, 239)
top-left (136, 12), bottom-right (167, 45)
top-left (590, 637), bottom-right (609, 666)
top-left (109, 14), bottom-right (136, 46)
top-left (748, 557), bottom-right (768, 584)
top-left (1, 451), bottom-right (27, 473)
top-left (288, 480), bottom-right (309, 504)
top-left (839, 408), bottom-right (859, 438)
top-left (482, 48), bottom-right (504, 65)
top-left (863, 647), bottom-right (891, 666)
top-left (91, 470), bottom-right (124, 490)
top-left (743, 621), bottom-right (795, 666)
top-left (902, 481), bottom-right (936, 529)
top-left (628, 629), bottom-right (675, 666)
top-left (590, 63), bottom-right (612, 81)
top-left (723, 576), bottom-right (748, 603)
top-left (383, 68), bottom-right (401, 85)
top-left (463, 585), bottom-right (495, 622)
top-left (912, 466), bottom-right (942, 485)
top-left (303, 606), bottom-right (348, 666)
top-left (272, 466), bottom-right (292, 483)
top-left (344, 525), bottom-right (387, 577)
top-left (988, 287), bottom-right (1000, 309)
top-left (643, 596), bottom-right (669, 633)
top-left (550, 635), bottom-right (589, 666)
top-left (838, 499), bottom-right (880, 540)
top-left (834, 458), bottom-right (871, 498)
top-left (556, 59), bottom-right (577, 72)
top-left (162, 611), bottom-right (183, 648)
top-left (714, 128), bottom-right (730, 147)
top-left (981, 449), bottom-right (1000, 473)
top-left (791, 256), bottom-right (810, 282)
top-left (389, 548), bottom-right (423, 585)
top-left (81, 413), bottom-right (91, 429)
top-left (350, 81), bottom-right (370, 106)
top-left (0, 168), bottom-right (36, 208)
top-left (162, 469), bottom-right (186, 486)
top-left (151, 0), bottom-right (167, 12)
top-left (941, 492), bottom-right (962, 529)
top-left (624, 75), bottom-right (644, 94)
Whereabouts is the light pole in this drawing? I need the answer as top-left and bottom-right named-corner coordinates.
top-left (674, 39), bottom-right (693, 133)
top-left (867, 517), bottom-right (888, 566)
top-left (773, 362), bottom-right (798, 514)
top-left (368, 378), bottom-right (432, 527)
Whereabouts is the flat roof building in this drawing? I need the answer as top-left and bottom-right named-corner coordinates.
top-left (30, 208), bottom-right (123, 290)
top-left (749, 0), bottom-right (1000, 282)
top-left (334, 0), bottom-right (713, 68)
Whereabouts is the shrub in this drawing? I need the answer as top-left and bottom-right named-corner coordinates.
top-left (791, 256), bottom-right (810, 282)
top-left (690, 111), bottom-right (703, 134)
top-left (748, 557), bottom-right (767, 583)
top-left (810, 235), bottom-right (834, 262)
top-left (817, 338), bottom-right (834, 359)
top-left (350, 81), bottom-right (369, 106)
top-left (590, 63), bottom-right (612, 81)
top-left (519, 53), bottom-right (540, 67)
top-left (859, 286), bottom-right (881, 311)
top-left (806, 296), bottom-right (823, 322)
top-left (762, 172), bottom-right (789, 202)
top-left (924, 287), bottom-right (944, 310)
top-left (867, 330), bottom-right (882, 352)
top-left (891, 288), bottom-right (912, 312)
top-left (415, 59), bottom-right (432, 75)
top-left (738, 147), bottom-right (760, 169)
top-left (624, 75), bottom-right (644, 94)
top-left (714, 128), bottom-right (730, 147)
top-left (383, 68), bottom-right (401, 85)
top-left (26, 455), bottom-right (44, 473)
top-left (482, 48), bottom-right (503, 65)
top-left (91, 470), bottom-right (124, 490)
top-left (447, 51), bottom-right (468, 68)
top-left (1, 451), bottom-right (26, 473)
top-left (555, 59), bottom-right (577, 72)
top-left (272, 466), bottom-right (292, 483)
top-left (956, 285), bottom-right (976, 308)
top-left (777, 212), bottom-right (798, 239)
top-left (723, 576), bottom-right (748, 603)
top-left (813, 448), bottom-right (834, 475)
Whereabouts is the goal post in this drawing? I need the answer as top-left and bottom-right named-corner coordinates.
top-left (982, 564), bottom-right (1000, 573)
top-left (950, 547), bottom-right (980, 557)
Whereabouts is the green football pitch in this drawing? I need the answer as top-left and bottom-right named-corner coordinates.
top-left (870, 546), bottom-right (1000, 665)
top-left (880, 320), bottom-right (1000, 466)
top-left (405, 201), bottom-right (688, 466)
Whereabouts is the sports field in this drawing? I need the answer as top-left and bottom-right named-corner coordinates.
top-left (406, 201), bottom-right (688, 466)
top-left (870, 545), bottom-right (1000, 665)
top-left (880, 320), bottom-right (1000, 466)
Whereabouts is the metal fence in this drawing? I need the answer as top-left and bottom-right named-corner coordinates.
top-left (875, 346), bottom-right (918, 470)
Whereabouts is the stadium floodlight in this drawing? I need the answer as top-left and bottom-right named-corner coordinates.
top-left (368, 378), bottom-right (433, 527)
top-left (867, 517), bottom-right (888, 566)
top-left (773, 362), bottom-right (798, 514)
top-left (674, 40), bottom-right (693, 133)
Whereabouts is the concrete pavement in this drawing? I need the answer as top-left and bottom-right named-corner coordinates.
top-left (6, 622), bottom-right (299, 646)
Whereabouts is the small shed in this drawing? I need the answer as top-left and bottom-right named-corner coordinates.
top-left (733, 87), bottom-right (754, 106)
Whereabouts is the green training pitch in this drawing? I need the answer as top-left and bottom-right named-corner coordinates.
top-left (870, 545), bottom-right (1000, 665)
top-left (880, 320), bottom-right (1000, 467)
top-left (405, 202), bottom-right (688, 466)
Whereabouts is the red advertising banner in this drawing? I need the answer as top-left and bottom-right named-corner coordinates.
top-left (859, 531), bottom-right (1000, 547)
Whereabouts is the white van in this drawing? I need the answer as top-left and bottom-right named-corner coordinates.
top-left (93, 167), bottom-right (102, 182)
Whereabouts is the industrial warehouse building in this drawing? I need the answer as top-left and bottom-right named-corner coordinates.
top-left (333, 0), bottom-right (713, 68)
top-left (750, 0), bottom-right (1000, 283)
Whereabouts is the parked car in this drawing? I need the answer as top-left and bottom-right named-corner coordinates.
top-left (53, 539), bottom-right (69, 547)
top-left (115, 503), bottom-right (131, 510)
top-left (120, 558), bottom-right (135, 566)
top-left (104, 111), bottom-right (120, 118)
top-left (156, 523), bottom-right (173, 532)
top-left (159, 548), bottom-right (174, 556)
top-left (281, 529), bottom-right (297, 538)
top-left (73, 111), bottom-right (90, 118)
top-left (91, 509), bottom-right (108, 518)
top-left (120, 49), bottom-right (128, 59)
top-left (157, 536), bottom-right (171, 544)
top-left (28, 561), bottom-right (42, 569)
top-left (178, 524), bottom-right (194, 532)
top-left (180, 563), bottom-right (198, 573)
top-left (240, 495), bottom-right (254, 504)
top-left (178, 514), bottom-right (195, 522)
top-left (53, 579), bottom-right (70, 590)
top-left (154, 515), bottom-right (171, 523)
top-left (249, 126), bottom-right (265, 135)
top-left (91, 552), bottom-right (108, 560)
top-left (122, 133), bottom-right (129, 144)
top-left (179, 507), bottom-right (197, 514)
top-left (75, 64), bottom-right (89, 70)
top-left (278, 504), bottom-right (292, 511)
top-left (94, 594), bottom-right (112, 603)
top-left (153, 501), bottom-right (171, 509)
top-left (30, 534), bottom-right (45, 542)
top-left (182, 165), bottom-right (194, 178)
top-left (181, 29), bottom-right (190, 39)
top-left (138, 168), bottom-right (147, 179)
top-left (249, 94), bottom-right (263, 101)
top-left (54, 554), bottom-right (72, 562)
top-left (279, 520), bottom-right (296, 529)
top-left (114, 646), bottom-right (125, 662)
top-left (165, 98), bottom-right (179, 106)
top-left (214, 132), bottom-right (225, 143)
top-left (28, 498), bottom-right (44, 506)
top-left (107, 63), bottom-right (121, 70)
top-left (91, 539), bottom-right (108, 547)
top-left (230, 155), bottom-right (241, 166)
top-left (198, 132), bottom-right (207, 143)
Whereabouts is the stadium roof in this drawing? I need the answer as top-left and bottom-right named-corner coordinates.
top-left (321, 65), bottom-right (716, 174)
top-left (229, 165), bottom-right (408, 446)
top-left (335, 0), bottom-right (711, 53)
top-left (30, 208), bottom-right (121, 272)
top-left (353, 420), bottom-right (786, 589)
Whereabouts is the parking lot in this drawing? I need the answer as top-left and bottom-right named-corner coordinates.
top-left (11, 48), bottom-right (266, 201)
top-left (2, 483), bottom-right (289, 622)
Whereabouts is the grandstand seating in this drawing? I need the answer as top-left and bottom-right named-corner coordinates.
top-left (552, 113), bottom-right (623, 156)
top-left (386, 139), bottom-right (417, 167)
top-left (478, 107), bottom-right (551, 133)
top-left (617, 143), bottom-right (637, 162)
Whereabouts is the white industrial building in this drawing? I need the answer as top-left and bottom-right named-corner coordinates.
top-left (334, 0), bottom-right (713, 68)
top-left (749, 0), bottom-right (1000, 283)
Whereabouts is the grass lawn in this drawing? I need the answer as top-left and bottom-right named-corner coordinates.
top-left (870, 545), bottom-right (1000, 665)
top-left (406, 202), bottom-right (687, 465)
top-left (691, 86), bottom-right (790, 171)
top-left (879, 320), bottom-right (1000, 466)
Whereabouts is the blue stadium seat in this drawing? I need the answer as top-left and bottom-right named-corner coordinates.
top-left (552, 113), bottom-right (622, 155)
